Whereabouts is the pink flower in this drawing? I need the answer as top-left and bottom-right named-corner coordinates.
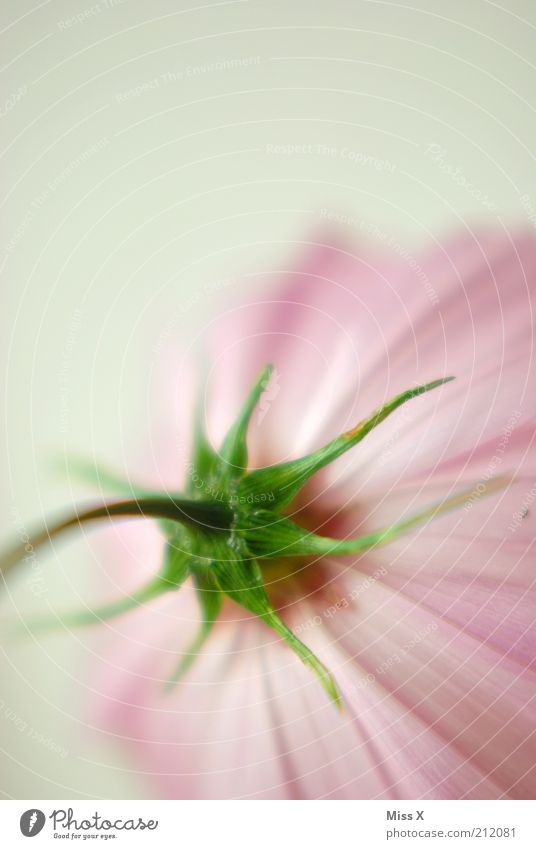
top-left (74, 230), bottom-right (536, 797)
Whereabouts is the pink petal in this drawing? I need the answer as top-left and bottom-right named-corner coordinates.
top-left (89, 227), bottom-right (536, 799)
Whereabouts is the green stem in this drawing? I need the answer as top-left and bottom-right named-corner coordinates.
top-left (1, 497), bottom-right (231, 579)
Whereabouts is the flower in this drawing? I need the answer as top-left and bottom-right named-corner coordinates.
top-left (4, 228), bottom-right (536, 799)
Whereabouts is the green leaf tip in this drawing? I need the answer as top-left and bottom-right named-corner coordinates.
top-left (243, 472), bottom-right (508, 560)
top-left (16, 576), bottom-right (171, 638)
top-left (219, 364), bottom-right (274, 474)
top-left (263, 607), bottom-right (344, 709)
top-left (190, 393), bottom-right (219, 489)
top-left (204, 536), bottom-right (342, 707)
top-left (238, 376), bottom-right (456, 509)
top-left (16, 542), bottom-right (191, 638)
top-left (53, 454), bottom-right (158, 498)
top-left (164, 566), bottom-right (223, 691)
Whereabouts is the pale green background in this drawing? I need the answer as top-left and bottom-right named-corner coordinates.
top-left (1, 0), bottom-right (536, 798)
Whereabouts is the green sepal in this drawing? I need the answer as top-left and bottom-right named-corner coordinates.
top-left (164, 565), bottom-right (223, 689)
top-left (158, 539), bottom-right (192, 587)
top-left (218, 364), bottom-right (273, 478)
top-left (243, 475), bottom-right (509, 559)
top-left (20, 579), bottom-right (166, 635)
top-left (210, 535), bottom-right (342, 708)
top-left (188, 395), bottom-right (219, 493)
top-left (18, 541), bottom-right (191, 636)
top-left (55, 454), bottom-right (159, 498)
top-left (57, 455), bottom-right (178, 536)
top-left (238, 377), bottom-right (455, 510)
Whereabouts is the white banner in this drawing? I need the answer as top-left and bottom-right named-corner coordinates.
top-left (1, 800), bottom-right (534, 848)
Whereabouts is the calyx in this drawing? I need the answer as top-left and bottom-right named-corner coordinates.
top-left (2, 367), bottom-right (505, 707)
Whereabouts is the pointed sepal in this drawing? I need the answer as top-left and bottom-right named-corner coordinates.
top-left (238, 377), bottom-right (454, 510)
top-left (188, 394), bottom-right (219, 492)
top-left (209, 535), bottom-right (342, 707)
top-left (55, 455), bottom-right (159, 498)
top-left (243, 475), bottom-right (510, 559)
top-left (164, 565), bottom-right (223, 689)
top-left (17, 541), bottom-right (192, 636)
top-left (219, 364), bottom-right (273, 477)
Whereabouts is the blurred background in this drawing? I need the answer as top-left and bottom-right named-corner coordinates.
top-left (1, 0), bottom-right (536, 798)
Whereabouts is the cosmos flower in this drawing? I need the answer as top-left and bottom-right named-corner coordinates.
top-left (4, 228), bottom-right (536, 799)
